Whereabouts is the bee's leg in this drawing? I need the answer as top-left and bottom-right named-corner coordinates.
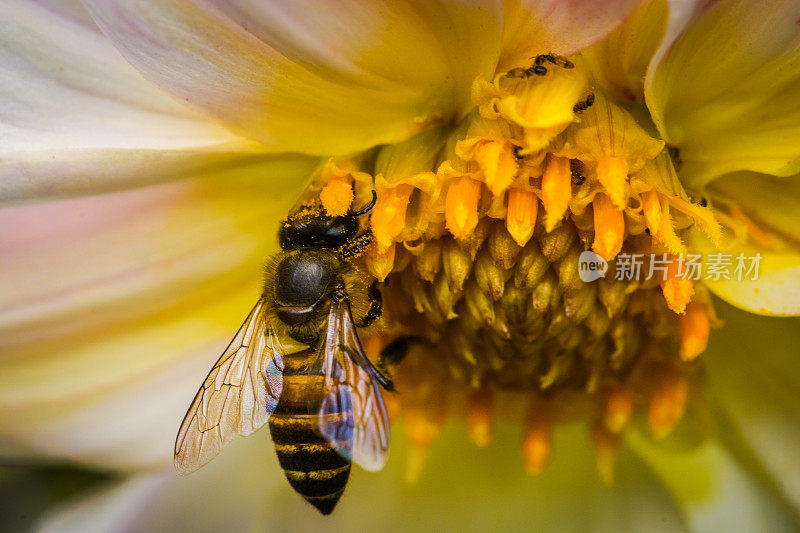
top-left (373, 335), bottom-right (423, 387)
top-left (355, 281), bottom-right (382, 328)
top-left (339, 230), bottom-right (373, 260)
top-left (378, 336), bottom-right (421, 368)
top-left (340, 344), bottom-right (394, 392)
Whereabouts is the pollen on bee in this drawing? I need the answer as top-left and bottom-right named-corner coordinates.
top-left (505, 187), bottom-right (539, 247)
top-left (592, 193), bottom-right (624, 261)
top-left (319, 176), bottom-right (354, 216)
top-left (679, 302), bottom-right (711, 361)
top-left (541, 155), bottom-right (571, 232)
top-left (445, 176), bottom-right (482, 240)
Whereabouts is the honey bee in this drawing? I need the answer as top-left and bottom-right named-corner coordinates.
top-left (174, 192), bottom-right (393, 515)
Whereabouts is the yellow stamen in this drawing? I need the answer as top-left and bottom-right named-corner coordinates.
top-left (466, 388), bottom-right (494, 447)
top-left (367, 242), bottom-right (396, 282)
top-left (541, 155), bottom-right (572, 231)
top-left (655, 209), bottom-right (687, 255)
top-left (372, 184), bottom-right (414, 252)
top-left (506, 188), bottom-right (539, 246)
top-left (659, 255), bottom-right (694, 314)
top-left (679, 302), bottom-right (710, 361)
top-left (319, 176), bottom-right (353, 216)
top-left (445, 176), bottom-right (482, 240)
top-left (592, 193), bottom-right (625, 261)
top-left (522, 405), bottom-right (552, 475)
top-left (641, 189), bottom-right (662, 234)
top-left (602, 386), bottom-right (634, 434)
top-left (596, 157), bottom-right (629, 210)
top-left (473, 140), bottom-right (518, 195)
top-left (649, 368), bottom-right (688, 440)
top-left (591, 423), bottom-right (620, 486)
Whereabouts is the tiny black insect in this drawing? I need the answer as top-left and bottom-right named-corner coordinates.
top-left (667, 145), bottom-right (683, 172)
top-left (570, 159), bottom-right (586, 186)
top-left (573, 93), bottom-right (595, 114)
top-left (505, 54), bottom-right (574, 78)
top-left (513, 145), bottom-right (524, 159)
top-left (535, 54), bottom-right (574, 69)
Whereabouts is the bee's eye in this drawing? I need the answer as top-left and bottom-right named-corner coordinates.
top-left (274, 252), bottom-right (334, 306)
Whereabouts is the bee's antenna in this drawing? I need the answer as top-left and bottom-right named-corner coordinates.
top-left (349, 190), bottom-right (377, 217)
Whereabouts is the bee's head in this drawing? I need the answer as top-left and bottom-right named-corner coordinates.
top-left (279, 191), bottom-right (376, 251)
top-left (271, 249), bottom-right (338, 327)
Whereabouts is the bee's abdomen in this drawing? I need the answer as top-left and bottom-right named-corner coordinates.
top-left (269, 374), bottom-right (351, 515)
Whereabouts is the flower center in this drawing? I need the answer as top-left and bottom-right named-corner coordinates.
top-left (315, 56), bottom-right (722, 481)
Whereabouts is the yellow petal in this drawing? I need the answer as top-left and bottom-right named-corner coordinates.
top-left (82, 0), bottom-right (504, 155)
top-left (646, 0), bottom-right (800, 187)
top-left (581, 0), bottom-right (668, 103)
top-left (0, 156), bottom-right (314, 469)
top-left (697, 171), bottom-right (800, 316)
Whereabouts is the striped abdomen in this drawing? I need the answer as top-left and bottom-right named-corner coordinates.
top-left (269, 354), bottom-right (351, 515)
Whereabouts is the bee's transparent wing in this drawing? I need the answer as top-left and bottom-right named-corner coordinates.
top-left (174, 300), bottom-right (284, 474)
top-left (317, 297), bottom-right (390, 471)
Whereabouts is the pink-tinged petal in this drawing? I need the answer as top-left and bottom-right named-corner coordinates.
top-left (646, 0), bottom-right (800, 187)
top-left (498, 0), bottom-right (643, 72)
top-left (0, 0), bottom-right (261, 204)
top-left (0, 155), bottom-right (317, 470)
top-left (81, 1), bottom-right (505, 156)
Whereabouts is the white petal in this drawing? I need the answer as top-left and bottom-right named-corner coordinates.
top-left (0, 0), bottom-right (259, 204)
top-left (81, 0), bottom-right (505, 155)
top-left (0, 156), bottom-right (317, 470)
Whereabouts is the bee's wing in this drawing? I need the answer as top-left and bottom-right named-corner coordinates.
top-left (317, 296), bottom-right (390, 471)
top-left (174, 300), bottom-right (284, 474)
